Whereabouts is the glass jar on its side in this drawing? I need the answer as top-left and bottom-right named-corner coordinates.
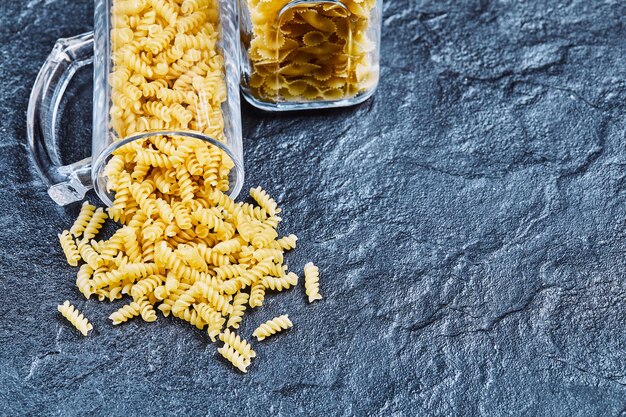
top-left (28, 0), bottom-right (244, 206)
top-left (239, 0), bottom-right (382, 111)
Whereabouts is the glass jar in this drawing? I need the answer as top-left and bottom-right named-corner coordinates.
top-left (28, 0), bottom-right (244, 207)
top-left (239, 0), bottom-right (382, 111)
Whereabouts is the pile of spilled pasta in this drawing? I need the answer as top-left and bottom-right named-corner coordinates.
top-left (55, 0), bottom-right (322, 373)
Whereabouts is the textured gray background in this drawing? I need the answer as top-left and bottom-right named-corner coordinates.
top-left (1, 0), bottom-right (625, 416)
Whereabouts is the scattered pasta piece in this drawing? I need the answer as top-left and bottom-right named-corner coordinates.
top-left (227, 292), bottom-right (249, 329)
top-left (58, 230), bottom-right (81, 266)
top-left (252, 314), bottom-right (293, 341)
top-left (70, 201), bottom-right (96, 237)
top-left (57, 301), bottom-right (93, 336)
top-left (82, 208), bottom-right (108, 241)
top-left (304, 262), bottom-right (322, 303)
top-left (109, 302), bottom-right (141, 325)
top-left (219, 328), bottom-right (256, 361)
top-left (218, 344), bottom-right (250, 373)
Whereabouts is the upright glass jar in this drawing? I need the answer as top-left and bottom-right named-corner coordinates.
top-left (238, 0), bottom-right (382, 111)
top-left (28, 0), bottom-right (244, 206)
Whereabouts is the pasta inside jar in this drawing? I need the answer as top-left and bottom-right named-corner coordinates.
top-left (92, 0), bottom-right (244, 207)
top-left (240, 0), bottom-right (382, 110)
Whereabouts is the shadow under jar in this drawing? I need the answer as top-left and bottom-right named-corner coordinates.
top-left (28, 0), bottom-right (244, 207)
top-left (239, 0), bottom-right (382, 111)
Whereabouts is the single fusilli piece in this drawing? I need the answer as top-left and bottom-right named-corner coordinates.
top-left (274, 234), bottom-right (298, 251)
top-left (58, 230), bottom-right (81, 266)
top-left (83, 208), bottom-right (108, 240)
top-left (136, 296), bottom-right (158, 322)
top-left (263, 271), bottom-right (298, 292)
top-left (78, 240), bottom-right (104, 269)
top-left (70, 201), bottom-right (97, 237)
top-left (76, 264), bottom-right (94, 299)
top-left (226, 292), bottom-right (248, 329)
top-left (219, 328), bottom-right (256, 360)
top-left (252, 314), bottom-right (293, 341)
top-left (250, 186), bottom-right (280, 216)
top-left (109, 301), bottom-right (141, 325)
top-left (248, 280), bottom-right (265, 308)
top-left (304, 262), bottom-right (322, 303)
top-left (57, 301), bottom-right (93, 336)
top-left (217, 344), bottom-right (250, 373)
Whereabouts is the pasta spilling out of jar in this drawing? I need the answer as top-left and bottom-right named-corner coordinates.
top-left (54, 0), bottom-right (323, 373)
top-left (58, 180), bottom-right (322, 372)
top-left (244, 0), bottom-right (378, 103)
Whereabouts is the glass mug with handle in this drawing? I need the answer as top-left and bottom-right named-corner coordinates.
top-left (239, 0), bottom-right (382, 111)
top-left (28, 0), bottom-right (244, 207)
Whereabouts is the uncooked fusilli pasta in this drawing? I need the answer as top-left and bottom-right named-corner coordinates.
top-left (53, 0), bottom-right (322, 373)
top-left (57, 301), bottom-right (93, 336)
top-left (304, 262), bottom-right (322, 303)
top-left (243, 0), bottom-right (378, 103)
top-left (252, 314), bottom-right (293, 341)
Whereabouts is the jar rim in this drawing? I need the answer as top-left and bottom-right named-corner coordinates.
top-left (91, 130), bottom-right (244, 207)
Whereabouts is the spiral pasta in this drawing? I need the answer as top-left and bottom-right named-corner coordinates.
top-left (263, 271), bottom-right (298, 292)
top-left (243, 0), bottom-right (378, 103)
top-left (252, 315), bottom-right (293, 341)
top-left (57, 301), bottom-right (93, 336)
top-left (226, 292), bottom-right (248, 329)
top-left (194, 302), bottom-right (225, 341)
top-left (109, 301), bottom-right (141, 325)
top-left (83, 208), bottom-right (108, 240)
top-left (58, 230), bottom-right (81, 267)
top-left (249, 186), bottom-right (280, 217)
top-left (78, 240), bottom-right (105, 269)
top-left (131, 274), bottom-right (164, 299)
top-left (270, 234), bottom-right (298, 251)
top-left (76, 264), bottom-right (94, 299)
top-left (136, 296), bottom-right (158, 322)
top-left (217, 344), bottom-right (250, 373)
top-left (303, 262), bottom-right (323, 303)
top-left (248, 280), bottom-right (265, 308)
top-left (70, 201), bottom-right (96, 237)
top-left (219, 328), bottom-right (256, 360)
top-left (54, 0), bottom-right (319, 372)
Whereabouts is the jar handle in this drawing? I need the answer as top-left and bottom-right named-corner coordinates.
top-left (27, 31), bottom-right (95, 206)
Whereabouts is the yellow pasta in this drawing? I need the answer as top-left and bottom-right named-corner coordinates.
top-left (243, 0), bottom-right (377, 102)
top-left (57, 301), bottom-right (93, 336)
top-left (76, 264), bottom-right (94, 299)
top-left (226, 292), bottom-right (248, 329)
top-left (83, 208), bottom-right (108, 240)
top-left (252, 314), bottom-right (293, 341)
top-left (58, 230), bottom-right (81, 266)
top-left (194, 302), bottom-right (225, 341)
top-left (249, 186), bottom-right (280, 216)
top-left (263, 271), bottom-right (298, 292)
top-left (270, 234), bottom-right (298, 250)
top-left (217, 344), bottom-right (250, 373)
top-left (131, 274), bottom-right (164, 299)
top-left (54, 0), bottom-right (324, 373)
top-left (303, 262), bottom-right (322, 303)
top-left (219, 328), bottom-right (256, 360)
top-left (136, 296), bottom-right (158, 322)
top-left (109, 301), bottom-right (141, 325)
top-left (78, 240), bottom-right (105, 269)
top-left (248, 280), bottom-right (265, 308)
top-left (70, 201), bottom-right (97, 237)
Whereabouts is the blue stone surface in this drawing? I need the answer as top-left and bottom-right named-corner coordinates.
top-left (0, 0), bottom-right (625, 415)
